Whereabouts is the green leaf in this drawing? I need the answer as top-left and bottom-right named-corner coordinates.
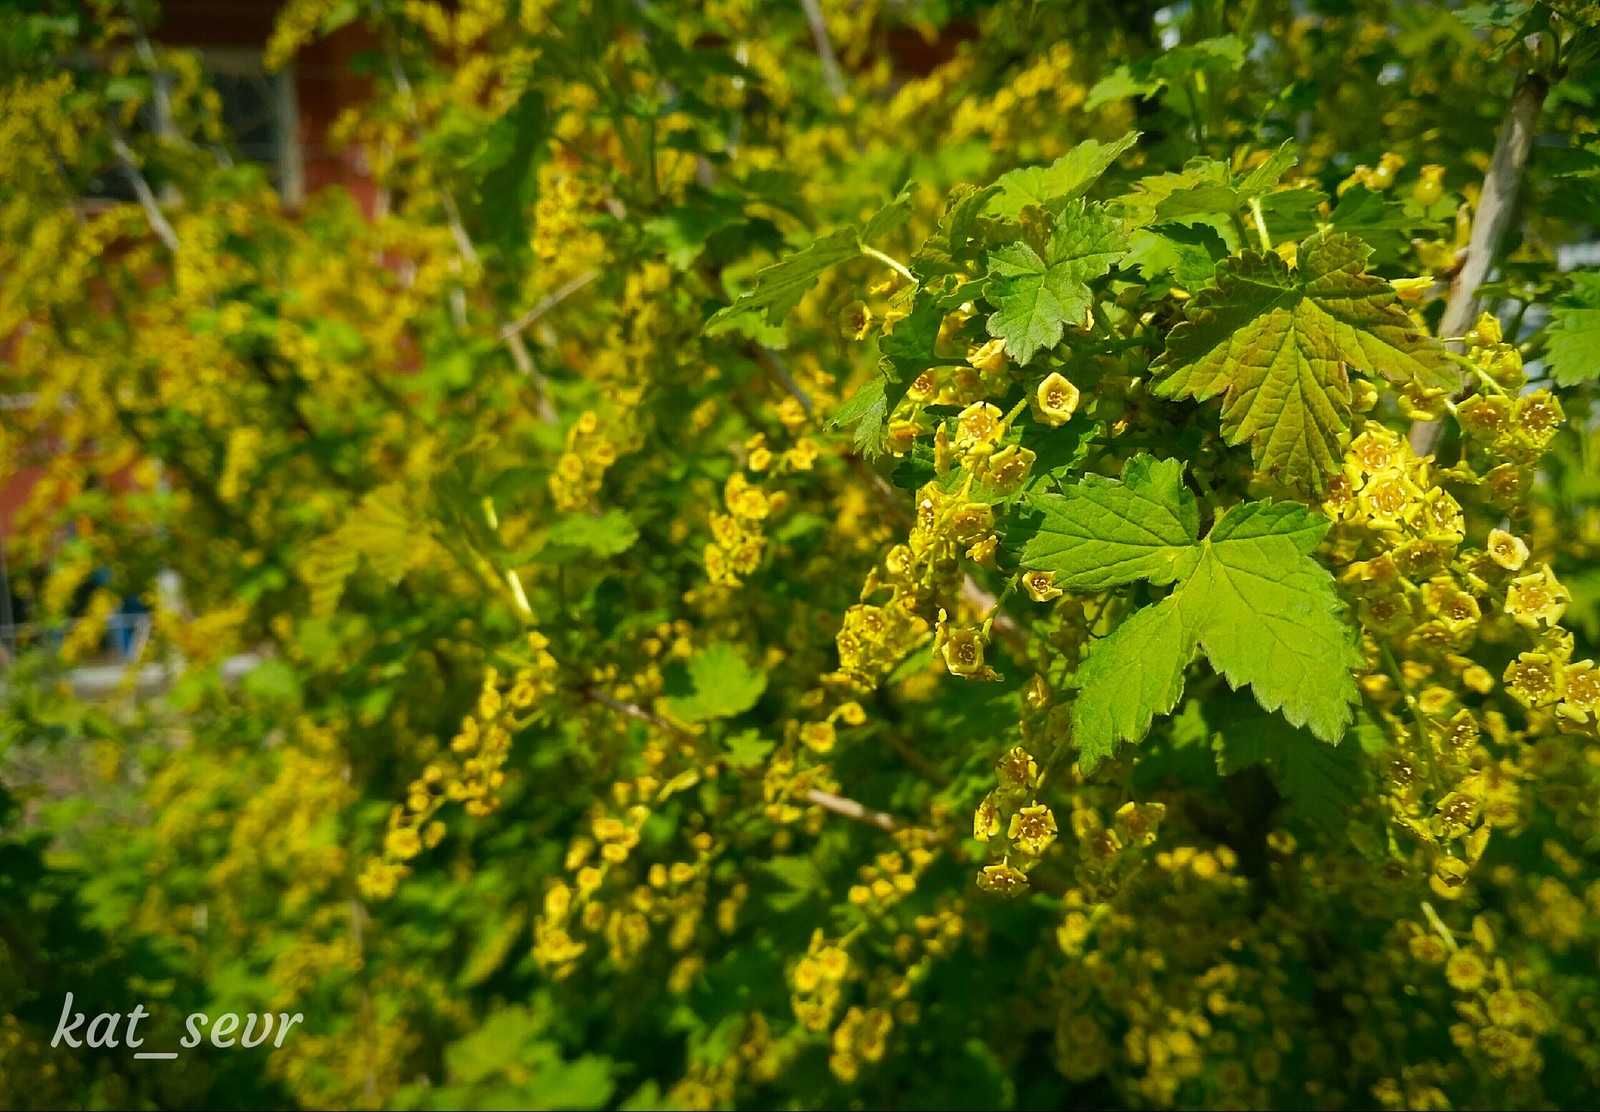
top-left (1180, 502), bottom-right (1361, 742)
top-left (1209, 691), bottom-right (1369, 834)
top-left (984, 200), bottom-right (1124, 364)
top-left (878, 291), bottom-right (946, 379)
top-left (642, 188), bottom-right (747, 271)
top-left (1085, 67), bottom-right (1164, 112)
top-left (987, 132), bottom-right (1140, 217)
top-left (704, 227), bottom-right (862, 331)
top-left (475, 88), bottom-right (551, 254)
top-left (542, 511), bottom-right (639, 557)
top-left (1086, 39), bottom-right (1245, 111)
top-left (862, 183), bottom-right (916, 242)
top-left (664, 643), bottom-right (767, 722)
top-left (1327, 183), bottom-right (1424, 262)
top-left (1235, 140), bottom-right (1300, 198)
top-left (1153, 231), bottom-right (1457, 491)
top-left (1039, 458), bottom-right (1362, 771)
top-left (914, 183), bottom-right (1002, 277)
top-left (1150, 35), bottom-right (1249, 83)
top-left (240, 658), bottom-right (302, 706)
top-left (1123, 224), bottom-right (1228, 289)
top-left (723, 730), bottom-right (776, 771)
top-left (457, 906), bottom-right (527, 988)
top-left (300, 484), bottom-right (428, 617)
top-left (1071, 595), bottom-right (1198, 771)
top-left (1547, 272), bottom-right (1600, 387)
top-left (827, 374), bottom-right (901, 457)
top-left (762, 855), bottom-right (825, 911)
top-left (1020, 455), bottom-right (1198, 589)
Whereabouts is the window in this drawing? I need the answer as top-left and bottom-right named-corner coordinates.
top-left (203, 48), bottom-right (304, 204)
top-left (75, 47), bottom-right (303, 206)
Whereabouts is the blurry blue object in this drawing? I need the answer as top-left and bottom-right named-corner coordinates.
top-left (112, 594), bottom-right (150, 660)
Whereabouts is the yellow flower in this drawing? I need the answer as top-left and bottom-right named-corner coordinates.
top-left (984, 443), bottom-right (1035, 490)
top-left (385, 824), bottom-right (423, 860)
top-left (816, 946), bottom-right (849, 980)
top-left (1445, 947), bottom-right (1487, 992)
top-left (1348, 425), bottom-right (1405, 476)
top-left (968, 337), bottom-right (1006, 373)
top-left (1007, 803), bottom-right (1058, 855)
top-left (1511, 389), bottom-right (1563, 447)
top-left (955, 401), bottom-right (1004, 452)
top-left (800, 720), bottom-right (836, 753)
top-left (1557, 660), bottom-right (1600, 724)
top-left (976, 862), bottom-right (1029, 896)
top-left (1505, 650), bottom-right (1563, 707)
top-left (1032, 371), bottom-right (1080, 426)
top-left (1504, 564), bottom-right (1569, 629)
top-left (973, 793), bottom-right (1001, 841)
top-left (1486, 528), bottom-right (1529, 571)
top-left (995, 746), bottom-right (1038, 789)
top-left (793, 957), bottom-right (822, 993)
top-left (1023, 570), bottom-right (1062, 602)
top-left (941, 627), bottom-right (986, 676)
top-left (839, 300), bottom-right (872, 340)
top-left (1357, 467), bottom-right (1420, 524)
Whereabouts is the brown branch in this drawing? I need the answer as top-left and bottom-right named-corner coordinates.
top-left (109, 125), bottom-right (180, 253)
top-left (799, 0), bottom-right (847, 103)
top-left (802, 788), bottom-right (899, 831)
top-left (1408, 70), bottom-right (1548, 457)
top-left (500, 270), bottom-right (598, 341)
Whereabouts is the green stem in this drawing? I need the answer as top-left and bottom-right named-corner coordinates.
top-left (1249, 196), bottom-right (1272, 254)
top-left (861, 245), bottom-right (917, 286)
top-left (1378, 643), bottom-right (1439, 796)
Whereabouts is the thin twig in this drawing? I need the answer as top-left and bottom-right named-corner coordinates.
top-left (110, 125), bottom-right (180, 252)
top-left (803, 788), bottom-right (899, 831)
top-left (500, 270), bottom-right (598, 341)
top-left (798, 0), bottom-right (847, 103)
top-left (372, 11), bottom-right (558, 421)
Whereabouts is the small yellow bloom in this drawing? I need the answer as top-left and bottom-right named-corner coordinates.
top-left (976, 862), bottom-right (1029, 896)
top-left (1505, 564), bottom-right (1569, 629)
top-left (1033, 371), bottom-right (1080, 426)
top-left (1023, 570), bottom-right (1062, 602)
top-left (1445, 947), bottom-right (1487, 992)
top-left (1007, 803), bottom-right (1058, 856)
top-left (1486, 528), bottom-right (1529, 571)
top-left (941, 627), bottom-right (985, 677)
top-left (839, 300), bottom-right (872, 340)
top-left (968, 337), bottom-right (1007, 374)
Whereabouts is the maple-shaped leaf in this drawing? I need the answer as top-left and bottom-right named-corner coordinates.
top-left (987, 132), bottom-right (1140, 217)
top-left (1548, 272), bottom-right (1600, 388)
top-left (1207, 690), bottom-right (1371, 834)
top-left (1070, 594), bottom-right (1197, 767)
top-left (984, 200), bottom-right (1124, 364)
top-left (704, 191), bottom-right (915, 332)
top-left (705, 228), bottom-right (862, 331)
top-left (300, 484), bottom-right (433, 618)
top-left (1023, 457), bottom-right (1361, 771)
top-left (1153, 231), bottom-right (1456, 491)
top-left (1020, 455), bottom-right (1198, 589)
top-left (664, 643), bottom-right (767, 722)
